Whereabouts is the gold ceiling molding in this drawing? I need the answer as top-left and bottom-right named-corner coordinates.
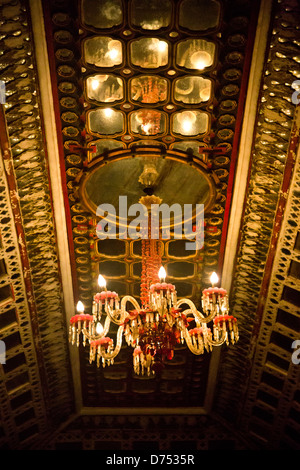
top-left (0, 0), bottom-right (74, 449)
top-left (214, 0), bottom-right (300, 449)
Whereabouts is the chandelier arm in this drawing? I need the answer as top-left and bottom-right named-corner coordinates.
top-left (78, 314), bottom-right (112, 341)
top-left (204, 326), bottom-right (227, 347)
top-left (176, 308), bottom-right (201, 328)
top-left (206, 337), bottom-right (226, 347)
top-left (182, 326), bottom-right (206, 355)
top-left (175, 299), bottom-right (224, 325)
top-left (79, 327), bottom-right (91, 343)
top-left (105, 306), bottom-right (126, 326)
top-left (175, 298), bottom-right (202, 316)
top-left (175, 298), bottom-right (216, 324)
top-left (103, 314), bottom-right (112, 335)
top-left (176, 303), bottom-right (205, 325)
top-left (159, 305), bottom-right (177, 327)
top-left (120, 295), bottom-right (141, 312)
top-left (198, 309), bottom-right (220, 324)
top-left (99, 325), bottom-right (124, 360)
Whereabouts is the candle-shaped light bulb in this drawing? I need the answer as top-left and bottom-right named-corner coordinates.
top-left (96, 322), bottom-right (103, 335)
top-left (158, 266), bottom-right (166, 282)
top-left (76, 301), bottom-right (85, 314)
top-left (210, 272), bottom-right (219, 286)
top-left (98, 274), bottom-right (106, 290)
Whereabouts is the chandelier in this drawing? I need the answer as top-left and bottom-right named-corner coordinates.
top-left (69, 194), bottom-right (239, 376)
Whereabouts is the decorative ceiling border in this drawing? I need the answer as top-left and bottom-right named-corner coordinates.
top-left (0, 145), bottom-right (48, 449)
top-left (240, 108), bottom-right (300, 448)
top-left (214, 0), bottom-right (300, 449)
top-left (0, 0), bottom-right (74, 448)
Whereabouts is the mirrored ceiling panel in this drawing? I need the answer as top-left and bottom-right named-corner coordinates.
top-left (179, 0), bottom-right (221, 32)
top-left (130, 109), bottom-right (166, 136)
top-left (174, 76), bottom-right (212, 104)
top-left (79, 1), bottom-right (220, 153)
top-left (130, 38), bottom-right (169, 69)
top-left (87, 108), bottom-right (124, 136)
top-left (172, 110), bottom-right (209, 136)
top-left (83, 36), bottom-right (123, 67)
top-left (88, 139), bottom-right (125, 157)
top-left (130, 0), bottom-right (172, 31)
top-left (81, 0), bottom-right (123, 29)
top-left (130, 76), bottom-right (168, 104)
top-left (85, 74), bottom-right (124, 103)
top-left (176, 39), bottom-right (216, 71)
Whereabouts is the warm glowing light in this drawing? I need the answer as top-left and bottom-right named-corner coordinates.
top-left (182, 119), bottom-right (193, 133)
top-left (96, 322), bottom-right (104, 335)
top-left (191, 51), bottom-right (211, 70)
top-left (158, 266), bottom-right (166, 281)
top-left (76, 301), bottom-right (84, 313)
top-left (210, 272), bottom-right (219, 285)
top-left (108, 48), bottom-right (119, 60)
top-left (91, 78), bottom-right (99, 90)
top-left (141, 123), bottom-right (151, 134)
top-left (200, 86), bottom-right (211, 101)
top-left (98, 274), bottom-right (106, 289)
top-left (158, 41), bottom-right (167, 52)
top-left (196, 60), bottom-right (206, 70)
top-left (177, 111), bottom-right (196, 134)
top-left (103, 108), bottom-right (113, 118)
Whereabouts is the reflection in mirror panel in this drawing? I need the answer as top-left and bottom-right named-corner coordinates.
top-left (130, 109), bottom-right (166, 135)
top-left (87, 108), bottom-right (124, 135)
top-left (81, 0), bottom-right (123, 29)
top-left (176, 39), bottom-right (215, 70)
top-left (130, 38), bottom-right (169, 68)
top-left (174, 76), bottom-right (212, 104)
top-left (83, 37), bottom-right (122, 67)
top-left (130, 0), bottom-right (172, 30)
top-left (86, 74), bottom-right (123, 102)
top-left (179, 0), bottom-right (221, 31)
top-left (172, 111), bottom-right (209, 136)
top-left (130, 76), bottom-right (168, 103)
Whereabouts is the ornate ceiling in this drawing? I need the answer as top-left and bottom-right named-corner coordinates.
top-left (0, 0), bottom-right (299, 451)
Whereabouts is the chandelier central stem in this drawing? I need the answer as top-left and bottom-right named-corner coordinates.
top-left (141, 220), bottom-right (161, 309)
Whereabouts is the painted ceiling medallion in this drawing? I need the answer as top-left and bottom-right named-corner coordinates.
top-left (76, 147), bottom-right (219, 229)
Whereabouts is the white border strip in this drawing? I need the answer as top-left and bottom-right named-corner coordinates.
top-left (29, 0), bottom-right (82, 411)
top-left (221, 0), bottom-right (273, 291)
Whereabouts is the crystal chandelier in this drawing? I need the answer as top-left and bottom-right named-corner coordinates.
top-left (69, 195), bottom-right (239, 375)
